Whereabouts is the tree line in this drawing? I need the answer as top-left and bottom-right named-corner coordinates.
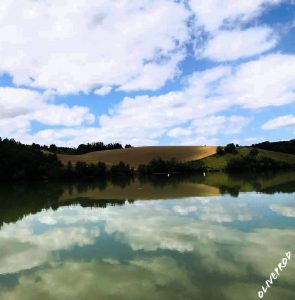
top-left (0, 138), bottom-right (62, 181)
top-left (1, 137), bottom-right (294, 181)
top-left (215, 143), bottom-right (294, 171)
top-left (0, 137), bottom-right (206, 181)
top-left (252, 140), bottom-right (295, 155)
top-left (0, 138), bottom-right (133, 181)
top-left (33, 141), bottom-right (133, 155)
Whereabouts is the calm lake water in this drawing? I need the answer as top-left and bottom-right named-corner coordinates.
top-left (0, 172), bottom-right (294, 300)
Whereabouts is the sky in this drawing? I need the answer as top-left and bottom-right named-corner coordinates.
top-left (0, 0), bottom-right (295, 147)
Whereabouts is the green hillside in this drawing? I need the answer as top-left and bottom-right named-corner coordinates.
top-left (201, 147), bottom-right (295, 171)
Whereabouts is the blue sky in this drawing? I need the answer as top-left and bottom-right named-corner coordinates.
top-left (0, 0), bottom-right (295, 146)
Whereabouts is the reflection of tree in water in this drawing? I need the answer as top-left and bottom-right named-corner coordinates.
top-left (65, 198), bottom-right (128, 208)
top-left (219, 185), bottom-right (240, 197)
top-left (111, 175), bottom-right (134, 189)
top-left (204, 170), bottom-right (295, 196)
top-left (0, 183), bottom-right (64, 227)
top-left (138, 173), bottom-right (205, 189)
top-left (226, 171), bottom-right (295, 194)
top-left (261, 181), bottom-right (295, 194)
top-left (74, 178), bottom-right (108, 193)
top-left (0, 182), bottom-right (131, 228)
top-left (1, 171), bottom-right (295, 228)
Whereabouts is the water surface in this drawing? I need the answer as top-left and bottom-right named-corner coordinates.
top-left (0, 172), bottom-right (295, 299)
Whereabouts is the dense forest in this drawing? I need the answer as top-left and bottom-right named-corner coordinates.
top-left (0, 138), bottom-right (133, 181)
top-left (0, 138), bottom-right (62, 181)
top-left (252, 140), bottom-right (295, 155)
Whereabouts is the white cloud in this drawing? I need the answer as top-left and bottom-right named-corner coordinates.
top-left (94, 86), bottom-right (112, 96)
top-left (189, 0), bottom-right (283, 32)
top-left (15, 53), bottom-right (295, 146)
top-left (93, 53), bottom-right (295, 145)
top-left (191, 0), bottom-right (284, 62)
top-left (0, 0), bottom-right (190, 94)
top-left (167, 115), bottom-right (249, 145)
top-left (218, 53), bottom-right (295, 108)
top-left (262, 114), bottom-right (295, 129)
top-left (0, 0), bottom-right (294, 146)
top-left (0, 87), bottom-right (42, 119)
top-left (191, 115), bottom-right (250, 136)
top-left (167, 127), bottom-right (193, 138)
top-left (32, 105), bottom-right (95, 127)
top-left (0, 87), bottom-right (95, 138)
top-left (118, 53), bottom-right (184, 91)
top-left (0, 116), bottom-right (31, 137)
top-left (202, 27), bottom-right (278, 61)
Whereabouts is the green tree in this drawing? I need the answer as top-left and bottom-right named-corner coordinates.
top-left (224, 143), bottom-right (237, 154)
top-left (216, 146), bottom-right (225, 155)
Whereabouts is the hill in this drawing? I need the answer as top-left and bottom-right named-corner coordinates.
top-left (201, 147), bottom-right (295, 171)
top-left (57, 146), bottom-right (217, 168)
top-left (252, 139), bottom-right (295, 155)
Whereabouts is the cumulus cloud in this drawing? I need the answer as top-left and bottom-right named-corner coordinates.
top-left (0, 0), bottom-right (190, 94)
top-left (13, 52), bottom-right (295, 146)
top-left (32, 105), bottom-right (95, 127)
top-left (0, 87), bottom-right (42, 119)
top-left (0, 116), bottom-right (31, 137)
top-left (191, 115), bottom-right (249, 136)
top-left (167, 115), bottom-right (249, 145)
top-left (118, 53), bottom-right (184, 91)
top-left (167, 127), bottom-right (193, 138)
top-left (0, 87), bottom-right (94, 139)
top-left (262, 114), bottom-right (295, 129)
top-left (217, 53), bottom-right (295, 108)
top-left (0, 0), bottom-right (294, 146)
top-left (202, 27), bottom-right (278, 61)
top-left (0, 0), bottom-right (283, 95)
top-left (190, 0), bottom-right (283, 32)
top-left (191, 0), bottom-right (283, 62)
top-left (94, 86), bottom-right (112, 96)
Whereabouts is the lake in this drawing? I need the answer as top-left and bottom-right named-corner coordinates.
top-left (0, 171), bottom-right (294, 299)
